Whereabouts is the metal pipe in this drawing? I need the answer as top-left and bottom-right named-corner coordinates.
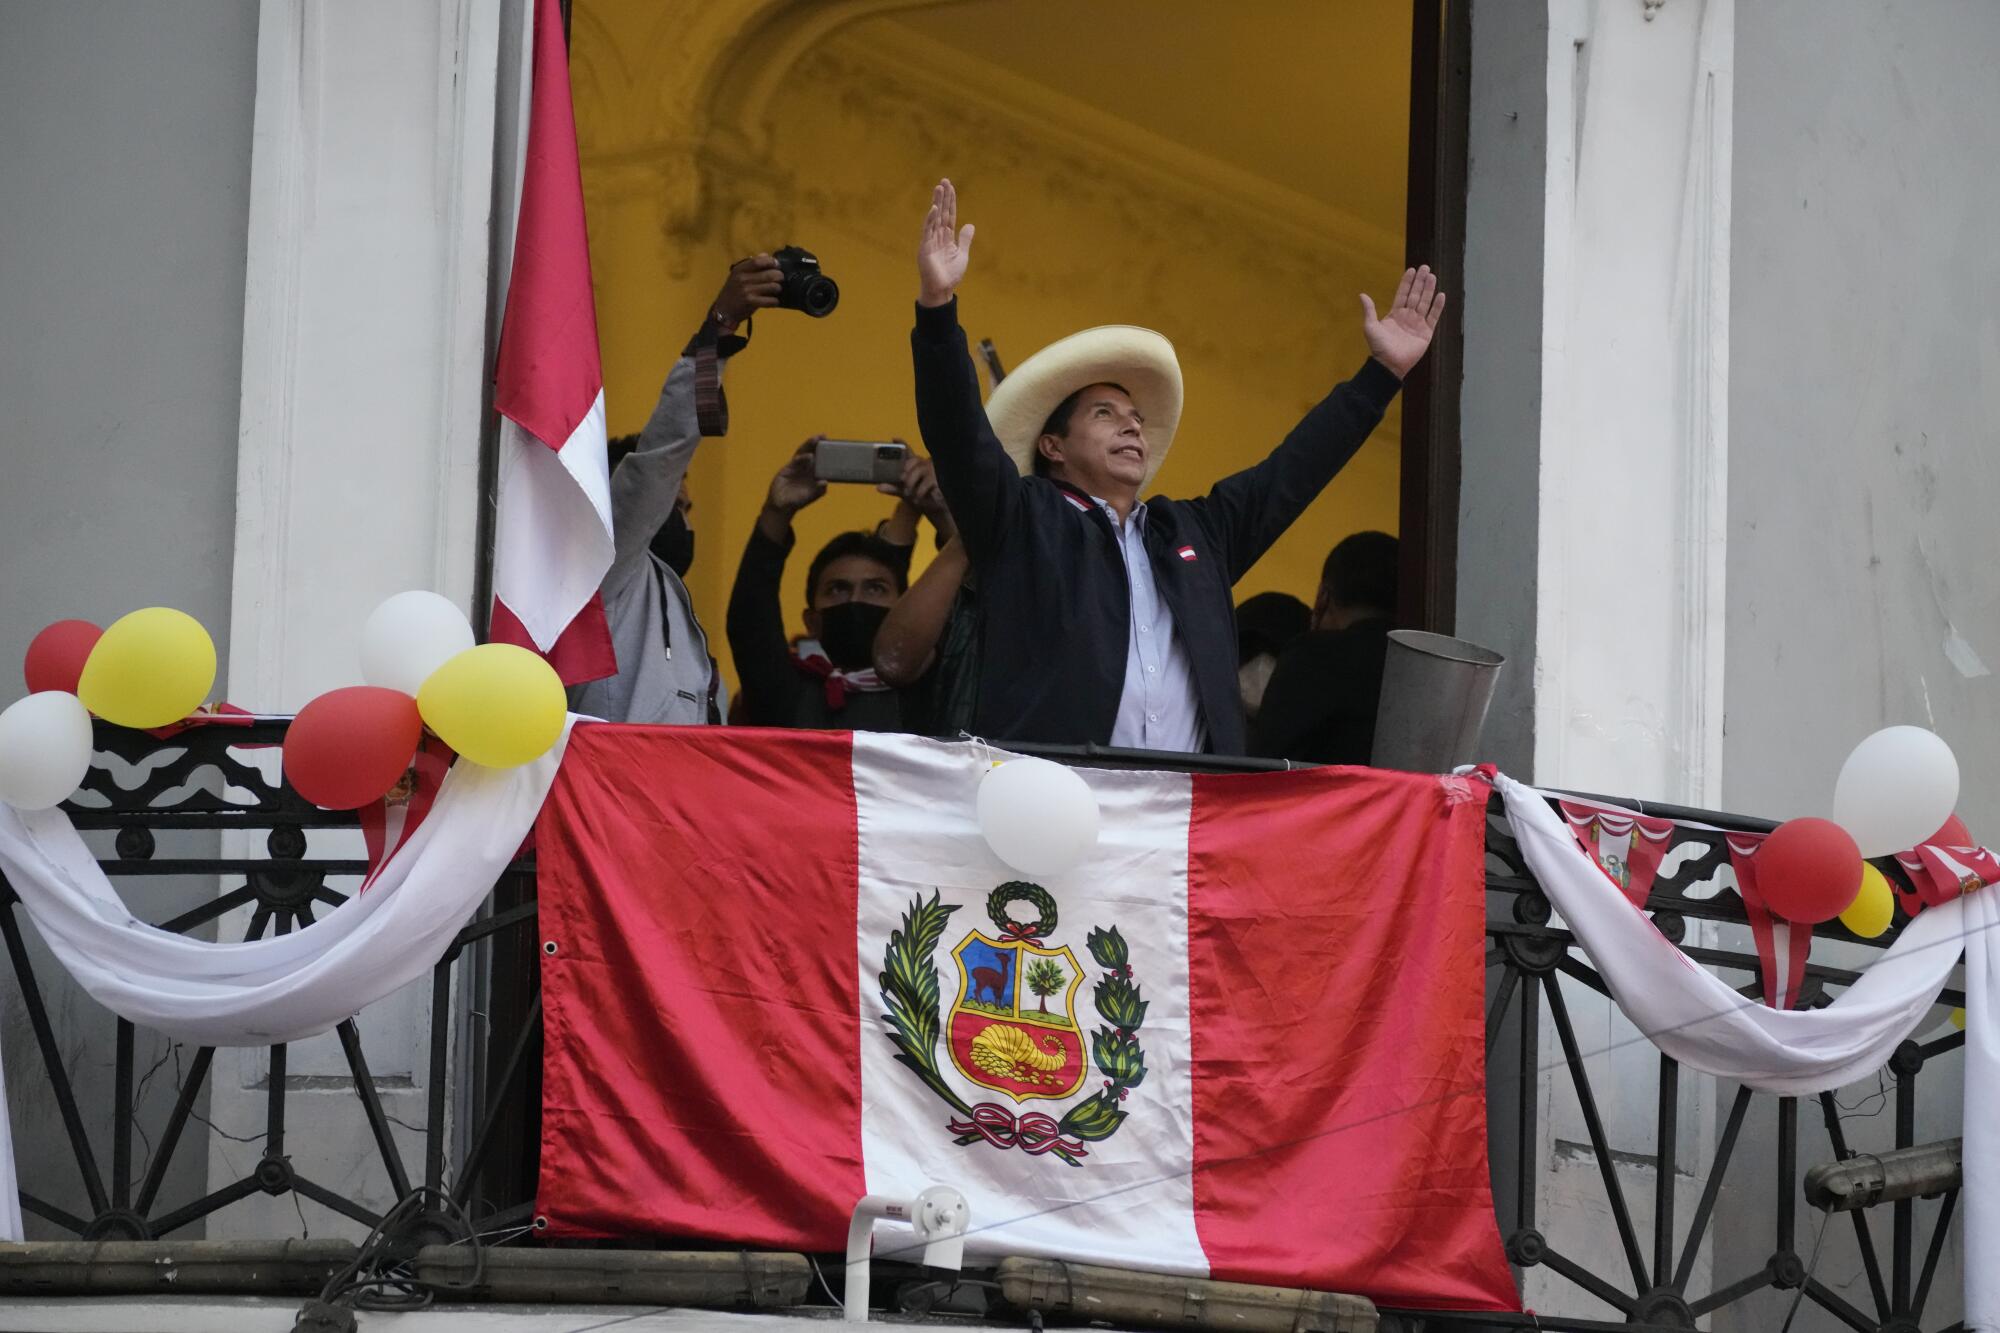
top-left (1803, 1138), bottom-right (1961, 1214)
top-left (415, 1245), bottom-right (809, 1307)
top-left (997, 1256), bottom-right (1375, 1333)
top-left (0, 1240), bottom-right (355, 1295)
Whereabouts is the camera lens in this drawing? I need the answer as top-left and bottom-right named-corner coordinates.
top-left (876, 446), bottom-right (899, 460)
top-left (800, 275), bottom-right (839, 318)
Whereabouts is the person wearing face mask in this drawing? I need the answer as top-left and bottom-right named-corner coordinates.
top-left (569, 254), bottom-right (782, 727)
top-left (726, 439), bottom-right (954, 730)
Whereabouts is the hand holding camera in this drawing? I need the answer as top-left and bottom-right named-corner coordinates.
top-left (710, 255), bottom-right (782, 333)
top-left (711, 247), bottom-right (840, 333)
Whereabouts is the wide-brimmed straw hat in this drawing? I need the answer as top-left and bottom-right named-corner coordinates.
top-left (984, 325), bottom-right (1183, 490)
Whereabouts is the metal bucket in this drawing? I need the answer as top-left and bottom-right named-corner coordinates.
top-left (1369, 630), bottom-right (1506, 773)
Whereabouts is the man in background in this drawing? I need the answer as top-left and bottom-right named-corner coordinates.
top-left (1233, 590), bottom-right (1310, 725)
top-left (727, 439), bottom-right (954, 731)
top-left (1249, 531), bottom-right (1397, 765)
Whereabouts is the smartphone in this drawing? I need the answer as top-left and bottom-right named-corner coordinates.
top-left (814, 439), bottom-right (908, 485)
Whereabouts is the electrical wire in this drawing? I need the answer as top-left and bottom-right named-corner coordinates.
top-left (303, 1185), bottom-right (485, 1317)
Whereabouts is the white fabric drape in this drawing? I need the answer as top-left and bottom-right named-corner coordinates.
top-left (1498, 773), bottom-right (1994, 1329)
top-left (0, 721), bottom-right (571, 1241)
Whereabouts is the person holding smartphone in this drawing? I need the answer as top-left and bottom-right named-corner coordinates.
top-left (908, 178), bottom-right (1444, 753)
top-left (725, 438), bottom-right (955, 730)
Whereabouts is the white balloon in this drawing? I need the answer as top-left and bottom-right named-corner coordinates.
top-left (0, 691), bottom-right (95, 810)
top-left (360, 591), bottom-right (475, 697)
top-left (1832, 725), bottom-right (1960, 857)
top-left (976, 758), bottom-right (1100, 877)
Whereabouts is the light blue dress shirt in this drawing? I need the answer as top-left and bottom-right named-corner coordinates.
top-left (1086, 496), bottom-right (1207, 752)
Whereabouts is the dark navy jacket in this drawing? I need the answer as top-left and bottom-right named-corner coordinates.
top-left (911, 299), bottom-right (1400, 755)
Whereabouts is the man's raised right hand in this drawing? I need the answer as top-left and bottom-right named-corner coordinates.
top-left (917, 179), bottom-right (975, 308)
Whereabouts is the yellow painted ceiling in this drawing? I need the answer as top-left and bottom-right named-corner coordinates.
top-left (884, 0), bottom-right (1412, 225)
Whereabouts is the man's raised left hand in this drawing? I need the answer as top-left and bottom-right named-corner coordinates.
top-left (1359, 264), bottom-right (1446, 380)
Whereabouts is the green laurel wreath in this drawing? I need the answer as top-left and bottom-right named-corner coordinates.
top-left (1058, 926), bottom-right (1149, 1144)
top-left (879, 891), bottom-right (972, 1118)
top-left (988, 882), bottom-right (1059, 938)
top-left (879, 890), bottom-right (1149, 1165)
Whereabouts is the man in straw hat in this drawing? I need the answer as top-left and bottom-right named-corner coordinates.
top-left (910, 179), bottom-right (1444, 754)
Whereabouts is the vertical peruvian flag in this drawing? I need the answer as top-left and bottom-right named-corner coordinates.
top-left (532, 728), bottom-right (1518, 1313)
top-left (487, 0), bottom-right (617, 684)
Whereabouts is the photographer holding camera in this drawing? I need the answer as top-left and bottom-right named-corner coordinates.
top-left (568, 253), bottom-right (790, 727)
top-left (726, 438), bottom-right (955, 731)
top-left (908, 178), bottom-right (1444, 753)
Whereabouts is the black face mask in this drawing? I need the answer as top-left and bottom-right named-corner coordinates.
top-left (651, 511), bottom-right (695, 578)
top-left (817, 601), bottom-right (890, 670)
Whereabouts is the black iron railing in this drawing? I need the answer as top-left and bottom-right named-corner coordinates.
top-left (1418, 793), bottom-right (1967, 1333)
top-left (0, 725), bottom-right (1966, 1331)
top-left (0, 718), bottom-right (540, 1243)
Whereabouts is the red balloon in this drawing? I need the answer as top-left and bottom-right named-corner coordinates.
top-left (1757, 817), bottom-right (1864, 925)
top-left (24, 620), bottom-right (103, 694)
top-left (1928, 813), bottom-right (1973, 847)
top-left (283, 687), bottom-right (422, 810)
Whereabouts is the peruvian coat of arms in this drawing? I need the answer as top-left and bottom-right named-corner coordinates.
top-left (879, 883), bottom-right (1147, 1166)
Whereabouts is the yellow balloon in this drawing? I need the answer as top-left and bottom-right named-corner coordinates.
top-left (416, 643), bottom-right (564, 768)
top-left (1838, 863), bottom-right (1896, 939)
top-left (76, 608), bottom-right (216, 728)
top-left (1952, 1007), bottom-right (1967, 1031)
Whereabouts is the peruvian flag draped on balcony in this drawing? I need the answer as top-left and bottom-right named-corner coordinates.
top-left (531, 728), bottom-right (1519, 1313)
top-left (487, 0), bottom-right (617, 684)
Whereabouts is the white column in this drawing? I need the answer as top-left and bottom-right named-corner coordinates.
top-left (1464, 1), bottom-right (1734, 1316)
top-left (1534, 0), bottom-right (1733, 810)
top-left (211, 0), bottom-right (507, 1239)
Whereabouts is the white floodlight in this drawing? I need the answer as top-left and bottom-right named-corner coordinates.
top-left (842, 1185), bottom-right (971, 1322)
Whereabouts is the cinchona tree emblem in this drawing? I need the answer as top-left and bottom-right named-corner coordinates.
top-left (880, 883), bottom-right (1148, 1166)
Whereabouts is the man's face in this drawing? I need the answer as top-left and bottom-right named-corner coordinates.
top-left (1038, 384), bottom-right (1148, 492)
top-left (803, 554), bottom-right (900, 634)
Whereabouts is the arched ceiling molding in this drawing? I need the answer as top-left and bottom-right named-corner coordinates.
top-left (571, 0), bottom-right (970, 273)
top-left (570, 0), bottom-right (1399, 285)
top-left (823, 20), bottom-right (1405, 271)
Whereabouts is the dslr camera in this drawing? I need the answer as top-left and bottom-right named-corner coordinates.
top-left (773, 245), bottom-right (839, 318)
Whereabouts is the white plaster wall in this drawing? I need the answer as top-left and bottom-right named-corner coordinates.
top-left (1715, 2), bottom-right (2000, 1327)
top-left (206, 0), bottom-right (506, 1241)
top-left (1464, 1), bottom-right (1734, 1318)
top-left (0, 0), bottom-right (260, 1237)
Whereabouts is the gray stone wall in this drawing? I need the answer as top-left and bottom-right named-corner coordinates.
top-left (0, 0), bottom-right (259, 1237)
top-left (1718, 2), bottom-right (2000, 1326)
